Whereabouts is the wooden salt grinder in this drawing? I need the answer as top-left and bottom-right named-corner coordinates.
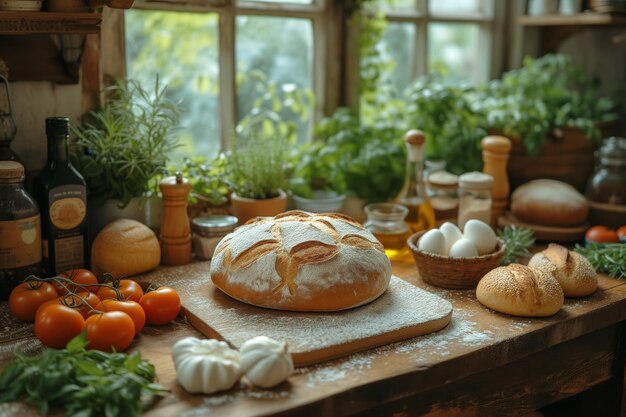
top-left (159, 172), bottom-right (192, 266)
top-left (481, 136), bottom-right (512, 229)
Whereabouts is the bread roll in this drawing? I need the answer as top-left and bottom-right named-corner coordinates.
top-left (210, 210), bottom-right (391, 312)
top-left (91, 219), bottom-right (161, 278)
top-left (476, 264), bottom-right (564, 317)
top-left (510, 179), bottom-right (588, 227)
top-left (528, 243), bottom-right (597, 297)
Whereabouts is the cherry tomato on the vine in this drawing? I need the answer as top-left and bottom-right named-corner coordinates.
top-left (34, 304), bottom-right (85, 349)
top-left (95, 299), bottom-right (146, 333)
top-left (54, 269), bottom-right (99, 295)
top-left (85, 311), bottom-right (135, 352)
top-left (139, 286), bottom-right (181, 325)
top-left (617, 226), bottom-right (626, 242)
top-left (97, 279), bottom-right (144, 303)
top-left (36, 291), bottom-right (101, 320)
top-left (9, 281), bottom-right (59, 322)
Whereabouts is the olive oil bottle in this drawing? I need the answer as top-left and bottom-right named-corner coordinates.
top-left (33, 117), bottom-right (88, 276)
top-left (395, 130), bottom-right (436, 233)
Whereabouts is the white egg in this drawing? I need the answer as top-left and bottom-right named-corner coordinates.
top-left (448, 238), bottom-right (478, 258)
top-left (463, 219), bottom-right (497, 255)
top-left (439, 222), bottom-right (463, 254)
top-left (418, 229), bottom-right (446, 256)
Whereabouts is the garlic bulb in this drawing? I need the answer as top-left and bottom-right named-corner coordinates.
top-left (171, 337), bottom-right (241, 394)
top-left (240, 336), bottom-right (294, 388)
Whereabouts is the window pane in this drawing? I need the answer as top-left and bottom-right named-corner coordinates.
top-left (126, 10), bottom-right (220, 160)
top-left (379, 22), bottom-right (416, 94)
top-left (383, 0), bottom-right (416, 11)
top-left (238, 0), bottom-right (312, 4)
top-left (236, 16), bottom-right (313, 143)
top-left (428, 23), bottom-right (480, 81)
top-left (429, 0), bottom-right (482, 14)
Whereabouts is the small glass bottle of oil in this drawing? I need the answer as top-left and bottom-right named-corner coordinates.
top-left (395, 130), bottom-right (436, 233)
top-left (364, 203), bottom-right (413, 262)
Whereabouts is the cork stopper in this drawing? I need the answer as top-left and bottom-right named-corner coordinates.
top-left (481, 136), bottom-right (512, 153)
top-left (0, 160), bottom-right (24, 180)
top-left (405, 130), bottom-right (425, 146)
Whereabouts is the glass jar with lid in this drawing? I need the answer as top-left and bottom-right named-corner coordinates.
top-left (586, 137), bottom-right (626, 205)
top-left (427, 171), bottom-right (459, 223)
top-left (457, 171), bottom-right (493, 229)
top-left (0, 161), bottom-right (42, 299)
top-left (585, 137), bottom-right (626, 228)
top-left (191, 215), bottom-right (238, 260)
top-left (363, 203), bottom-right (413, 263)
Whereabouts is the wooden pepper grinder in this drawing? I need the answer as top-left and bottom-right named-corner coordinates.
top-left (481, 135), bottom-right (512, 229)
top-left (159, 172), bottom-right (192, 266)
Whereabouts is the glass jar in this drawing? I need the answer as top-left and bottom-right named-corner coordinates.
top-left (363, 203), bottom-right (413, 262)
top-left (191, 215), bottom-right (238, 260)
top-left (586, 137), bottom-right (626, 205)
top-left (427, 171), bottom-right (459, 223)
top-left (457, 171), bottom-right (493, 229)
top-left (0, 161), bottom-right (42, 300)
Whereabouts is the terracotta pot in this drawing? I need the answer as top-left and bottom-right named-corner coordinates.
top-left (504, 122), bottom-right (622, 193)
top-left (229, 190), bottom-right (287, 224)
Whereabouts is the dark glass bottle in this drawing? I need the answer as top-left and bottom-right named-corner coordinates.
top-left (33, 117), bottom-right (88, 276)
top-left (0, 161), bottom-right (42, 299)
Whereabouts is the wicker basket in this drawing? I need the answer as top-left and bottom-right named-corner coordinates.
top-left (407, 231), bottom-right (506, 289)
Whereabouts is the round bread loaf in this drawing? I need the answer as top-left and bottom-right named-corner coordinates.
top-left (510, 179), bottom-right (588, 227)
top-left (476, 264), bottom-right (564, 317)
top-left (210, 210), bottom-right (391, 311)
top-left (528, 243), bottom-right (597, 297)
top-left (91, 218), bottom-right (161, 278)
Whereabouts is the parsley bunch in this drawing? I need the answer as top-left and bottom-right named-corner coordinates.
top-left (0, 333), bottom-right (167, 417)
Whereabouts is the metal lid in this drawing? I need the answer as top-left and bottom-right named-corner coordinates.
top-left (0, 160), bottom-right (24, 180)
top-left (46, 117), bottom-right (70, 137)
top-left (192, 215), bottom-right (238, 234)
top-left (459, 171), bottom-right (493, 190)
top-left (598, 137), bottom-right (626, 167)
top-left (428, 171), bottom-right (458, 189)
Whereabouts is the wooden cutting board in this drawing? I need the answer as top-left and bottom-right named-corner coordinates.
top-left (139, 261), bottom-right (453, 367)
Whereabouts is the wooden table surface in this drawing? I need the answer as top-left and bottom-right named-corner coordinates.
top-left (2, 261), bottom-right (626, 417)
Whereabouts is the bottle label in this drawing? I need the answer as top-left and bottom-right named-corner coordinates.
top-left (49, 185), bottom-right (87, 230)
top-left (48, 184), bottom-right (87, 273)
top-left (0, 215), bottom-right (42, 269)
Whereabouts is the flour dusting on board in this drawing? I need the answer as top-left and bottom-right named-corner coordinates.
top-left (139, 263), bottom-right (453, 365)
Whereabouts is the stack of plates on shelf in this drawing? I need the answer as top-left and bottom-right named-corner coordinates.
top-left (0, 0), bottom-right (43, 10)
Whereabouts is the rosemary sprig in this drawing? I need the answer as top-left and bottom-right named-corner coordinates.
top-left (575, 243), bottom-right (626, 279)
top-left (497, 225), bottom-right (536, 266)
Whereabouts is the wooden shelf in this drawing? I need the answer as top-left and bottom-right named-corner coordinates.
top-left (518, 12), bottom-right (626, 27)
top-left (0, 11), bottom-right (101, 35)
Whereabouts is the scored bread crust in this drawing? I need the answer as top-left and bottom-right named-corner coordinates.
top-left (528, 244), bottom-right (597, 297)
top-left (210, 210), bottom-right (392, 312)
top-left (476, 264), bottom-right (564, 317)
top-left (510, 179), bottom-right (588, 227)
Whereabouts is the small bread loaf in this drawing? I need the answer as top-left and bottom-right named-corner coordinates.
top-left (210, 210), bottom-right (391, 312)
top-left (91, 219), bottom-right (161, 278)
top-left (510, 179), bottom-right (588, 227)
top-left (528, 243), bottom-right (597, 297)
top-left (476, 264), bottom-right (564, 317)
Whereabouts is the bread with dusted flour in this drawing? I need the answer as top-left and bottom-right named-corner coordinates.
top-left (528, 243), bottom-right (597, 297)
top-left (210, 210), bottom-right (391, 312)
top-left (476, 264), bottom-right (564, 317)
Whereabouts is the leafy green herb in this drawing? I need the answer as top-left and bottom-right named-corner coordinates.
top-left (0, 333), bottom-right (167, 417)
top-left (575, 243), bottom-right (626, 279)
top-left (497, 225), bottom-right (535, 266)
top-left (71, 77), bottom-right (180, 208)
top-left (176, 154), bottom-right (231, 206)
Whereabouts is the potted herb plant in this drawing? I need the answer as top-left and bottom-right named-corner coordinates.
top-left (177, 154), bottom-right (231, 220)
top-left (313, 109), bottom-right (406, 221)
top-left (71, 77), bottom-right (179, 236)
top-left (229, 110), bottom-right (290, 224)
top-left (288, 139), bottom-right (347, 213)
